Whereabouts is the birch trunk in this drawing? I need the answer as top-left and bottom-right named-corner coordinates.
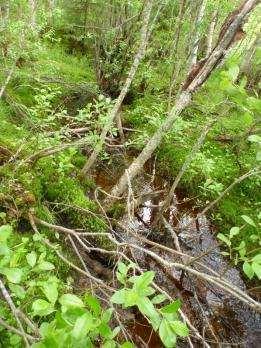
top-left (188, 0), bottom-right (208, 69)
top-left (28, 0), bottom-right (37, 29)
top-left (159, 118), bottom-right (216, 216)
top-left (81, 0), bottom-right (153, 175)
top-left (206, 10), bottom-right (218, 56)
top-left (108, 0), bottom-right (258, 203)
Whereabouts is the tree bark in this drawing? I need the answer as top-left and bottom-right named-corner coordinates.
top-left (28, 0), bottom-right (37, 29)
top-left (188, 0), bottom-right (208, 70)
top-left (108, 0), bottom-right (258, 204)
top-left (159, 118), bottom-right (216, 216)
top-left (206, 10), bottom-right (218, 56)
top-left (81, 0), bottom-right (153, 175)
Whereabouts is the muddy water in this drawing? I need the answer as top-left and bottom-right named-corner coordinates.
top-left (93, 164), bottom-right (261, 347)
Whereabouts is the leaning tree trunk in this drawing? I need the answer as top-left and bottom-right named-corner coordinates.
top-left (81, 0), bottom-right (153, 175)
top-left (108, 0), bottom-right (258, 204)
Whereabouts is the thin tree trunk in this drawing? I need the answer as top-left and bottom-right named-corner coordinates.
top-left (168, 0), bottom-right (187, 107)
top-left (206, 10), bottom-right (218, 56)
top-left (28, 0), bottom-right (37, 29)
top-left (240, 33), bottom-right (260, 74)
top-left (81, 0), bottom-right (153, 175)
top-left (188, 0), bottom-right (208, 70)
top-left (159, 118), bottom-right (216, 216)
top-left (108, 0), bottom-right (258, 204)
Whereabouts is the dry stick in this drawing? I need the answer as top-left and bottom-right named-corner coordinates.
top-left (188, 0), bottom-right (208, 69)
top-left (118, 221), bottom-right (258, 306)
top-left (81, 0), bottom-right (153, 175)
top-left (108, 0), bottom-right (258, 204)
top-left (159, 118), bottom-right (216, 217)
top-left (0, 278), bottom-right (30, 347)
top-left (16, 309), bottom-right (39, 336)
top-left (127, 243), bottom-right (261, 311)
top-left (0, 317), bottom-right (36, 342)
top-left (68, 235), bottom-right (90, 273)
top-left (163, 218), bottom-right (219, 345)
top-left (23, 137), bottom-right (89, 164)
top-left (29, 214), bottom-right (115, 292)
top-left (199, 166), bottom-right (260, 217)
top-left (0, 64), bottom-right (15, 99)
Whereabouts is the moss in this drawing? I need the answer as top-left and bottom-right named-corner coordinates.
top-left (107, 202), bottom-right (125, 219)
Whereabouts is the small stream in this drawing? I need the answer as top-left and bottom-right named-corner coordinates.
top-left (92, 159), bottom-right (261, 347)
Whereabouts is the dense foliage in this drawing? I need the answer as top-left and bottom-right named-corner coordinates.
top-left (0, 0), bottom-right (260, 347)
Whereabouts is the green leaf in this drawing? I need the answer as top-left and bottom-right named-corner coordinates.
top-left (252, 262), bottom-right (261, 280)
top-left (151, 294), bottom-right (167, 304)
top-left (124, 289), bottom-right (139, 307)
top-left (131, 271), bottom-right (155, 293)
top-left (102, 308), bottom-right (113, 323)
top-left (37, 261), bottom-right (55, 271)
top-left (102, 341), bottom-right (116, 348)
top-left (118, 262), bottom-right (128, 275)
top-left (252, 254), bottom-right (261, 264)
top-left (228, 65), bottom-right (239, 81)
top-left (120, 343), bottom-right (134, 348)
top-left (116, 271), bottom-right (126, 285)
top-left (72, 312), bottom-right (93, 339)
top-left (98, 322), bottom-right (112, 338)
top-left (1, 268), bottom-right (23, 284)
top-left (84, 293), bottom-right (101, 316)
top-left (170, 320), bottom-right (189, 337)
top-left (241, 215), bottom-right (256, 227)
top-left (137, 297), bottom-right (161, 331)
top-left (110, 289), bottom-right (127, 305)
top-left (248, 134), bottom-right (261, 143)
top-left (229, 227), bottom-right (240, 239)
top-left (161, 299), bottom-right (181, 314)
top-left (32, 299), bottom-right (55, 317)
top-left (217, 233), bottom-right (231, 247)
top-left (0, 225), bottom-right (12, 243)
top-left (59, 294), bottom-right (84, 308)
top-left (9, 284), bottom-right (26, 299)
top-left (41, 282), bottom-right (58, 304)
top-left (159, 319), bottom-right (177, 348)
top-left (26, 251), bottom-right (37, 268)
top-left (243, 262), bottom-right (254, 279)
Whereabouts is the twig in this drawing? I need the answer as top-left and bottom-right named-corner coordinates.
top-left (0, 316), bottom-right (36, 342)
top-left (28, 214), bottom-right (115, 292)
top-left (0, 278), bottom-right (30, 347)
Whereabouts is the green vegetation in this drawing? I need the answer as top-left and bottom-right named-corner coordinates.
top-left (0, 0), bottom-right (260, 347)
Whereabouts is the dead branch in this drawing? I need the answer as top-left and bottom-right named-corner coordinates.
top-left (0, 64), bottom-right (15, 99)
top-left (23, 137), bottom-right (90, 164)
top-left (28, 213), bottom-right (115, 292)
top-left (0, 278), bottom-right (30, 347)
top-left (199, 166), bottom-right (260, 216)
top-left (0, 316), bottom-right (37, 342)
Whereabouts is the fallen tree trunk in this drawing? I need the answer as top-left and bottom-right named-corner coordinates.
top-left (108, 0), bottom-right (258, 204)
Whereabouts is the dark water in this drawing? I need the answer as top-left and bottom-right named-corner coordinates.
top-left (122, 179), bottom-right (260, 347)
top-left (92, 164), bottom-right (261, 347)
